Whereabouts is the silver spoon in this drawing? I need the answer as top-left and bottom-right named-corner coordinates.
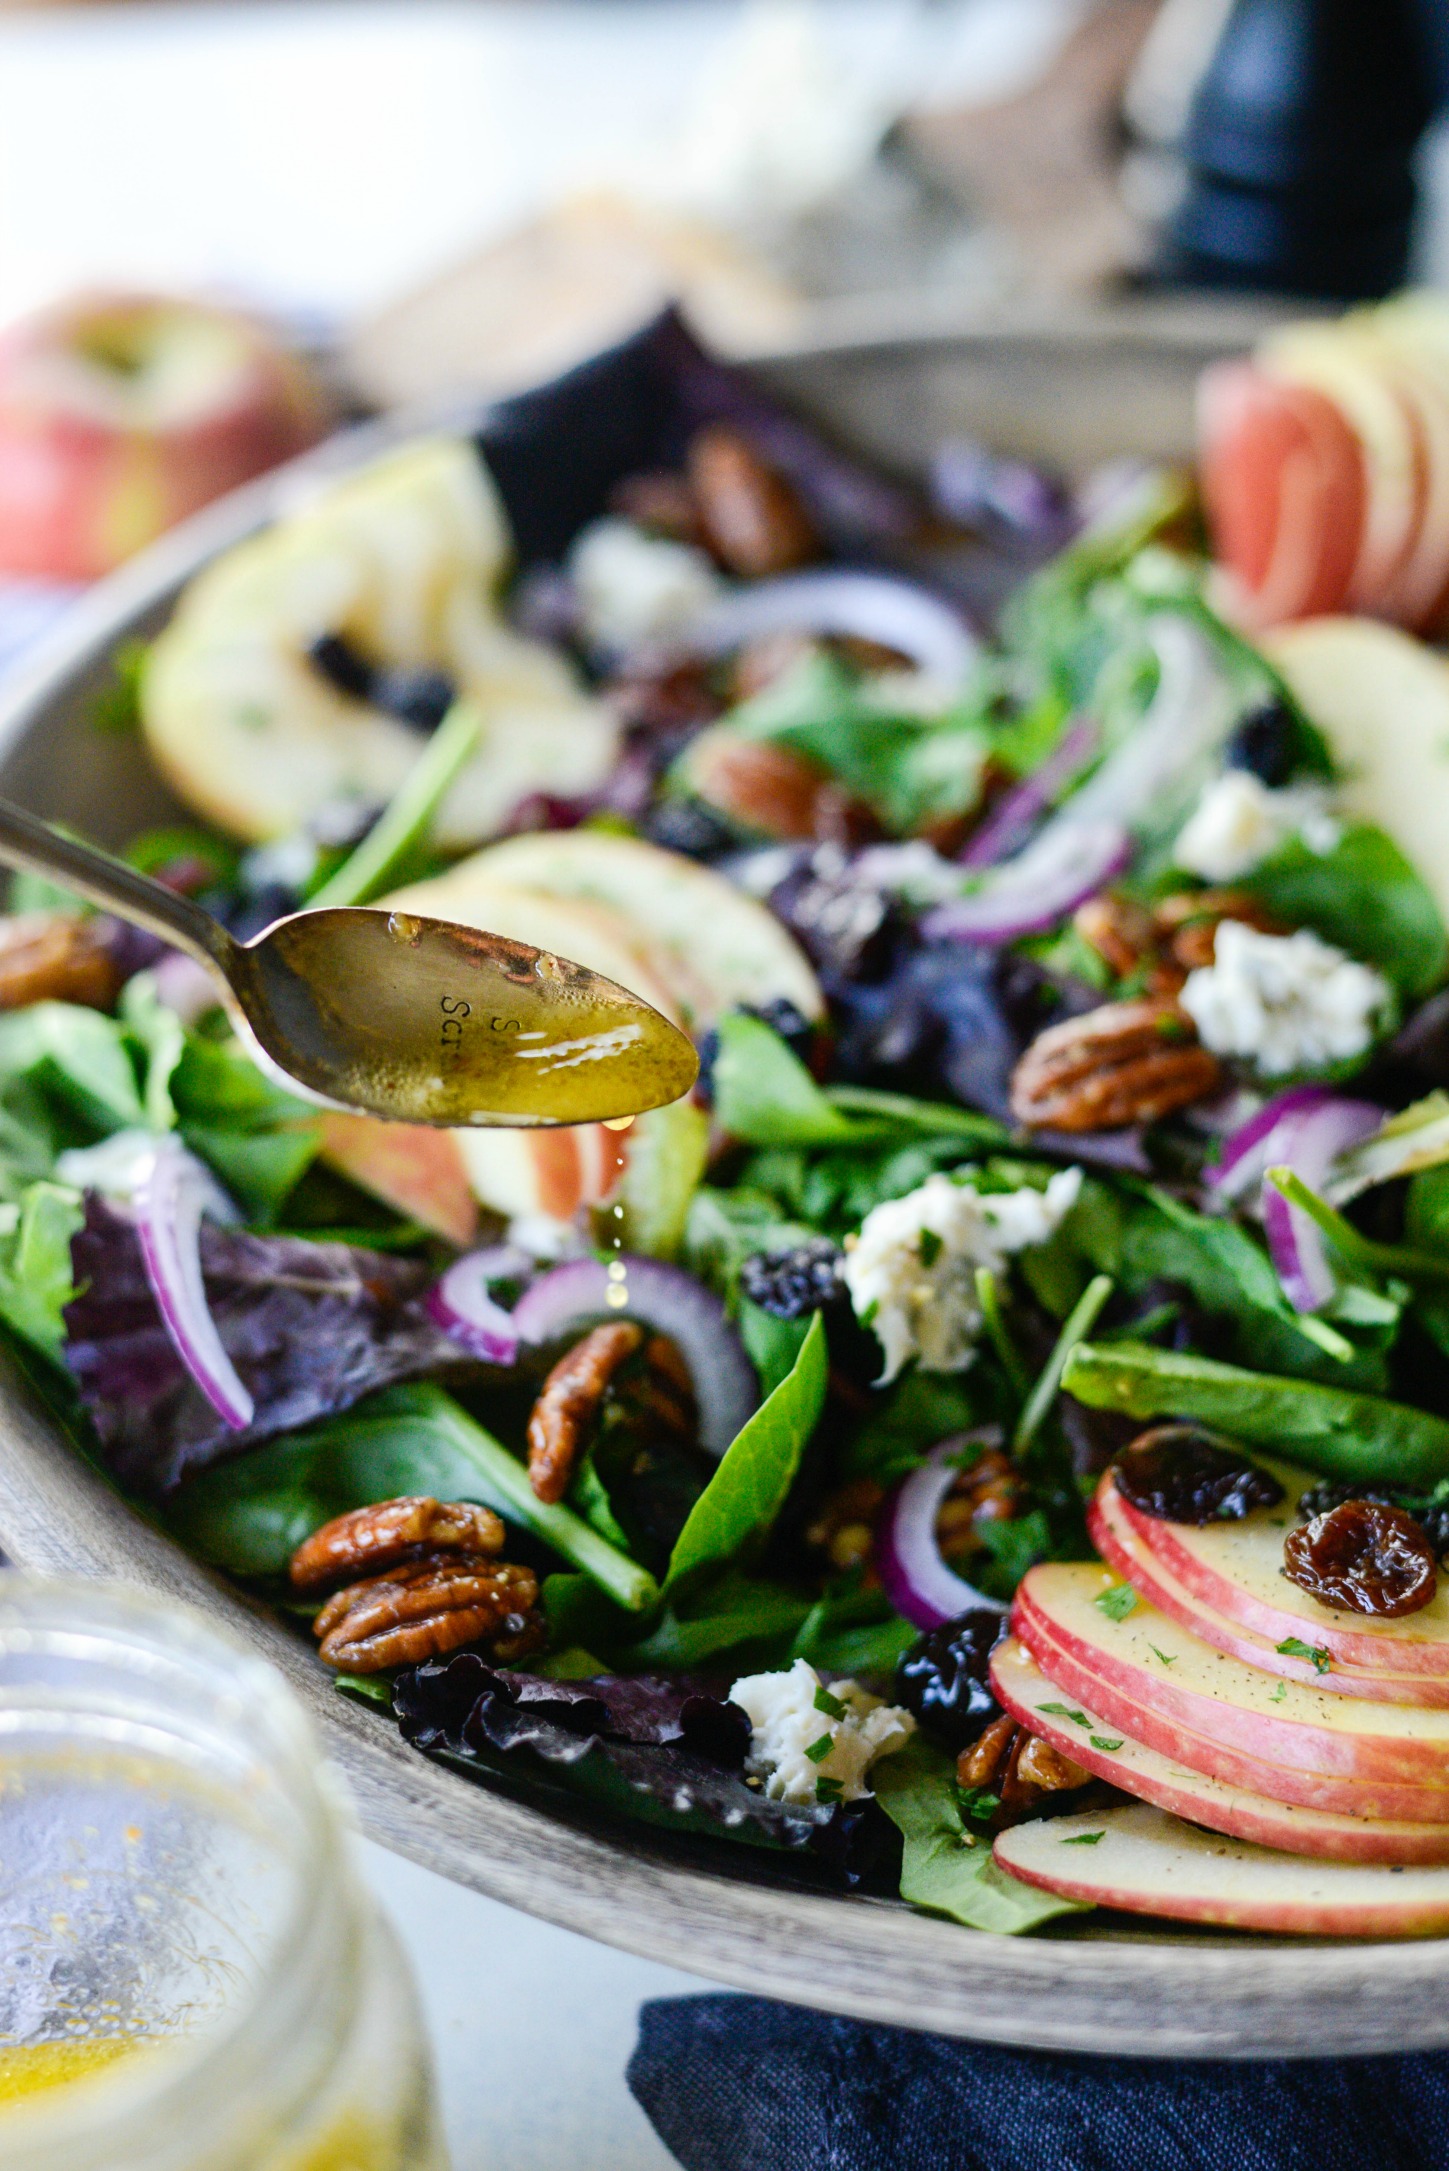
top-left (0, 800), bottom-right (699, 1127)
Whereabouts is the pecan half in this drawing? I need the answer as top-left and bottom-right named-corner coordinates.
top-left (313, 1555), bottom-right (539, 1673)
top-left (956, 1713), bottom-right (1089, 1824)
top-left (935, 1447), bottom-right (1029, 1562)
top-left (1153, 889), bottom-right (1283, 974)
top-left (1073, 894), bottom-right (1156, 981)
top-left (686, 729), bottom-right (878, 847)
top-left (289, 1496), bottom-right (504, 1592)
top-left (0, 911), bottom-right (123, 1012)
top-left (527, 1320), bottom-right (644, 1504)
top-left (806, 1476), bottom-right (885, 1573)
top-left (687, 426), bottom-right (818, 578)
top-left (1010, 998), bottom-right (1222, 1131)
top-left (609, 469), bottom-right (702, 544)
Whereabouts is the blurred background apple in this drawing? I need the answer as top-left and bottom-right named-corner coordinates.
top-left (0, 291), bottom-right (330, 579)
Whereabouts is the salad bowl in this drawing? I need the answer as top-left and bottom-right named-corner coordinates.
top-left (1, 302), bottom-right (1448, 2058)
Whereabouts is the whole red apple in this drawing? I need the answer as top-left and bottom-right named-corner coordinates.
top-left (0, 292), bottom-right (331, 580)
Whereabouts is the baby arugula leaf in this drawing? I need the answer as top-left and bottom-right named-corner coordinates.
top-left (1063, 1340), bottom-right (1449, 1487)
top-left (872, 1738), bottom-right (1089, 1934)
top-left (665, 1310), bottom-right (828, 1593)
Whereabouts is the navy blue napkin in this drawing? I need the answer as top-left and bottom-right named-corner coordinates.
top-left (629, 1993), bottom-right (1449, 2171)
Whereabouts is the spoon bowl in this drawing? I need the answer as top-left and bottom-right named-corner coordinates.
top-left (0, 799), bottom-right (699, 1126)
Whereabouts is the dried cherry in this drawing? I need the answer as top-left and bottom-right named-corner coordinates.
top-left (1113, 1425), bottom-right (1284, 1525)
top-left (895, 1609), bottom-right (1005, 1752)
top-left (1283, 1500), bottom-right (1438, 1619)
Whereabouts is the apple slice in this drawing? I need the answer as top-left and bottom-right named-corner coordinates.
top-left (457, 829), bottom-right (823, 1030)
top-left (318, 1113), bottom-right (478, 1245)
top-left (1198, 359), bottom-right (1366, 626)
top-left (1098, 1462), bottom-right (1449, 1681)
top-left (994, 1802), bottom-right (1449, 1935)
top-left (1015, 1564), bottom-right (1449, 1790)
top-left (1087, 1483), bottom-right (1449, 1706)
top-left (1358, 329), bottom-right (1449, 629)
top-left (991, 1636), bottom-right (1449, 1862)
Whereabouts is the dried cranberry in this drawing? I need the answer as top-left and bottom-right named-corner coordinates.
top-left (1297, 1481), bottom-right (1449, 1559)
top-left (1283, 1501), bottom-right (1438, 1619)
top-left (895, 1610), bottom-right (1005, 1752)
top-left (1114, 1425), bottom-right (1284, 1524)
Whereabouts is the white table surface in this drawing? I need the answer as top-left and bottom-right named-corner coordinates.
top-left (361, 1836), bottom-right (705, 2171)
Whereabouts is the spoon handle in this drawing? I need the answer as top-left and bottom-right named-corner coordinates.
top-left (0, 797), bottom-right (234, 970)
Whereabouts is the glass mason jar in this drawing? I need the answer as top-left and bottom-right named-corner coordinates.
top-left (0, 1575), bottom-right (448, 2171)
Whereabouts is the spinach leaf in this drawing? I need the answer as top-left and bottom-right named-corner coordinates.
top-left (710, 1013), bottom-right (858, 1146)
top-left (665, 1311), bottom-right (828, 1591)
top-left (171, 1033), bottom-right (319, 1220)
top-left (0, 1004), bottom-right (145, 1133)
top-left (841, 1371), bottom-right (986, 1484)
top-left (119, 975), bottom-right (183, 1131)
top-left (1063, 1340), bottom-right (1449, 1486)
top-left (872, 1738), bottom-right (1088, 1933)
top-left (738, 1298), bottom-right (809, 1396)
top-left (0, 1182), bottom-right (83, 1362)
top-left (1244, 823), bottom-right (1448, 1001)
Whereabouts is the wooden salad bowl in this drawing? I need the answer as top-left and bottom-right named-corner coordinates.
top-left (5, 297), bottom-right (1441, 2060)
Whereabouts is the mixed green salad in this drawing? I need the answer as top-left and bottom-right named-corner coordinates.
top-left (6, 359), bottom-right (1449, 1939)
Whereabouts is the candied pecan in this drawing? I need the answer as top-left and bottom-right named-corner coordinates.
top-left (289, 1496), bottom-right (504, 1592)
top-left (806, 1476), bottom-right (885, 1572)
top-left (729, 630), bottom-right (816, 704)
top-left (527, 1320), bottom-right (644, 1504)
top-left (1073, 894), bottom-right (1156, 980)
top-left (1009, 998), bottom-right (1223, 1132)
top-left (687, 730), bottom-right (878, 847)
top-left (956, 1713), bottom-right (1088, 1823)
top-left (0, 911), bottom-right (124, 1012)
top-left (313, 1555), bottom-right (539, 1672)
top-left (687, 426), bottom-right (818, 578)
top-left (609, 469), bottom-right (702, 544)
top-left (1153, 889), bottom-right (1283, 973)
top-left (936, 1448), bottom-right (1029, 1563)
top-left (957, 1710), bottom-right (1017, 1789)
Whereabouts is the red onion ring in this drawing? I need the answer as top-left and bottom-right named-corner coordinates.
top-left (133, 1136), bottom-right (253, 1431)
top-left (957, 717), bottom-right (1099, 870)
top-left (873, 1431), bottom-right (1007, 1631)
top-left (425, 1246), bottom-right (527, 1365)
top-left (1261, 1098), bottom-right (1386, 1312)
top-left (684, 570), bottom-right (978, 685)
top-left (511, 1256), bottom-right (758, 1458)
top-left (922, 819), bottom-right (1132, 944)
top-left (1208, 1085), bottom-right (1333, 1204)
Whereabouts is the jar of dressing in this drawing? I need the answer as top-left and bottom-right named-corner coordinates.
top-left (0, 1575), bottom-right (448, 2171)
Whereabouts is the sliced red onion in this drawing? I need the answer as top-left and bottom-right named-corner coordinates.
top-left (958, 717), bottom-right (1098, 870)
top-left (923, 819), bottom-right (1132, 944)
top-left (133, 1136), bottom-right (252, 1431)
top-left (873, 1432), bottom-right (1007, 1631)
top-left (922, 615), bottom-right (1235, 946)
top-left (511, 1256), bottom-right (758, 1458)
top-left (684, 571), bottom-right (978, 687)
top-left (1261, 1098), bottom-right (1386, 1313)
top-left (425, 1247), bottom-right (526, 1365)
top-left (1208, 1086), bottom-right (1332, 1205)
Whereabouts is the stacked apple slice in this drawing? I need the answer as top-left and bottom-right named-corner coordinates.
top-left (989, 1462), bottom-right (1449, 1932)
top-left (1199, 292), bottom-right (1449, 633)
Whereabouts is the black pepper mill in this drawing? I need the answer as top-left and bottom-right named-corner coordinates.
top-left (1163, 0), bottom-right (1444, 299)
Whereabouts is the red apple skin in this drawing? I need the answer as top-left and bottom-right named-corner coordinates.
top-left (1014, 1603), bottom-right (1449, 1822)
top-left (318, 1115), bottom-right (479, 1247)
top-left (0, 292), bottom-right (330, 580)
top-left (991, 1637), bottom-right (1449, 1862)
top-left (994, 1807), bottom-right (1449, 1935)
top-left (1087, 1487), bottom-right (1449, 1706)
top-left (1198, 359), bottom-right (1366, 628)
top-left (1101, 1472), bottom-right (1449, 1678)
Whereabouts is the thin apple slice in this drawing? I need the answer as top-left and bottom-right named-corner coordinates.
top-left (318, 1113), bottom-right (478, 1245)
top-left (1101, 1461), bottom-right (1449, 1679)
top-left (1360, 329), bottom-right (1449, 629)
top-left (1197, 359), bottom-right (1365, 626)
top-left (1263, 324), bottom-right (1423, 612)
top-left (991, 1636), bottom-right (1449, 1862)
top-left (995, 1803), bottom-right (1449, 1935)
top-left (458, 829), bottom-right (823, 1030)
top-left (1088, 1484), bottom-right (1449, 1706)
top-left (1015, 1564), bottom-right (1449, 1790)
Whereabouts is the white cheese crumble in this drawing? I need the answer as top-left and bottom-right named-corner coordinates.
top-left (1173, 770), bottom-right (1339, 882)
top-left (1180, 920), bottom-right (1390, 1077)
top-left (729, 1659), bottom-right (914, 1806)
top-left (841, 1167), bottom-right (1083, 1384)
top-left (568, 518), bottom-right (720, 652)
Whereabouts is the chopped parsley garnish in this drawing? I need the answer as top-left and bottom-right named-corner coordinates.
top-left (1270, 1682), bottom-right (1288, 1702)
top-left (1148, 1645), bottom-right (1177, 1667)
top-left (815, 1776), bottom-right (845, 1804)
top-left (803, 1732), bottom-right (835, 1764)
top-left (1094, 1583), bottom-right (1139, 1622)
top-left (1089, 1736), bottom-right (1124, 1753)
top-left (1038, 1702), bottom-right (1092, 1728)
top-left (956, 1786), bottom-right (1001, 1824)
top-left (1276, 1637), bottom-right (1331, 1674)
top-left (1060, 1830), bottom-right (1105, 1845)
top-left (917, 1229), bottom-right (943, 1267)
top-left (812, 1685), bottom-right (848, 1722)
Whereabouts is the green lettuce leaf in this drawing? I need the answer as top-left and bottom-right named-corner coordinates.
top-left (1244, 823), bottom-right (1448, 1001)
top-left (873, 1738), bottom-right (1089, 1933)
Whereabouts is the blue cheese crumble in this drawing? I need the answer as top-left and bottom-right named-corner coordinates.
top-left (1180, 920), bottom-right (1390, 1076)
top-left (840, 1167), bottom-right (1082, 1383)
top-left (568, 518), bottom-right (719, 651)
top-left (729, 1660), bottom-right (915, 1805)
top-left (1173, 771), bottom-right (1339, 882)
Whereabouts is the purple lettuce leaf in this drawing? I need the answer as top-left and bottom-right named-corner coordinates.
top-left (63, 1196), bottom-right (463, 1493)
top-left (394, 1653), bottom-right (750, 1763)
